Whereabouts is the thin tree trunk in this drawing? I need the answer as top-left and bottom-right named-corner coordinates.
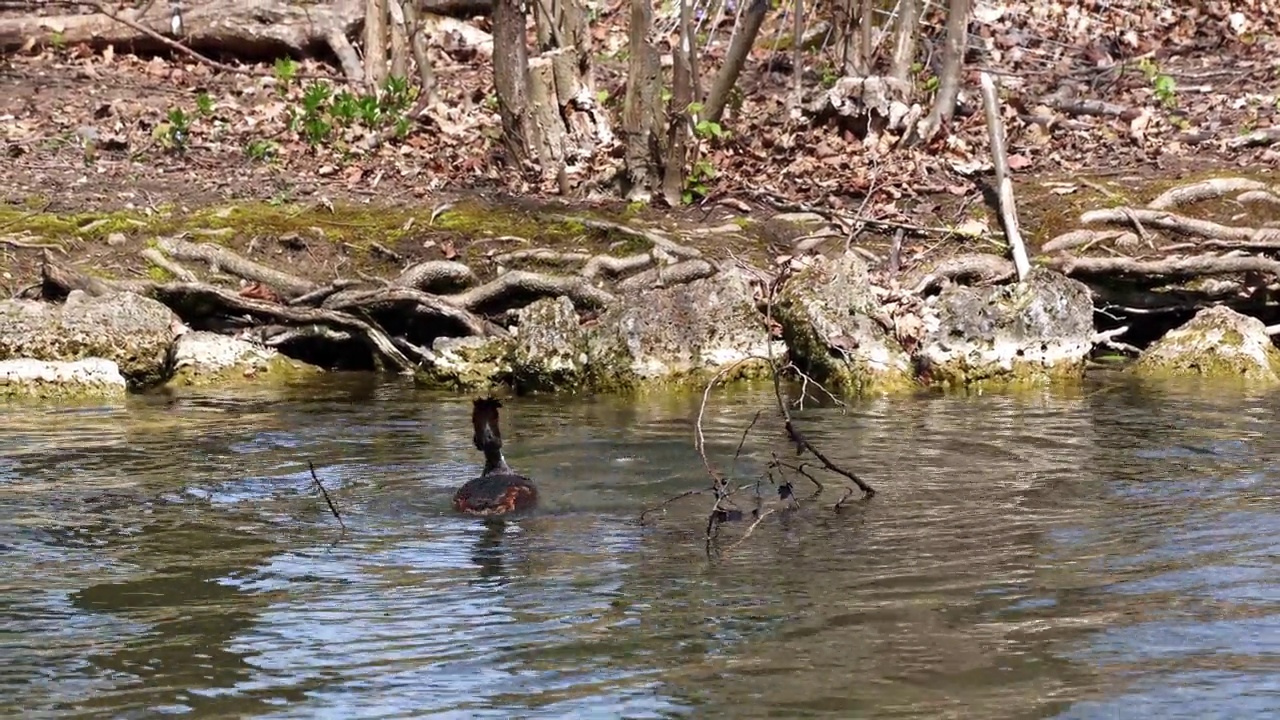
top-left (888, 0), bottom-right (920, 84)
top-left (702, 0), bottom-right (768, 124)
top-left (492, 0), bottom-right (533, 171)
top-left (914, 0), bottom-right (970, 141)
top-left (389, 2), bottom-right (409, 79)
top-left (621, 0), bottom-right (663, 201)
top-left (662, 0), bottom-right (695, 205)
top-left (364, 0), bottom-right (389, 90)
top-left (400, 0), bottom-right (439, 104)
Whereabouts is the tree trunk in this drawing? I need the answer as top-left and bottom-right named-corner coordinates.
top-left (0, 0), bottom-right (492, 59)
top-left (888, 0), bottom-right (920, 84)
top-left (914, 0), bottom-right (969, 142)
top-left (491, 0), bottom-right (534, 172)
top-left (527, 0), bottom-right (611, 190)
top-left (702, 0), bottom-right (767, 124)
top-left (621, 0), bottom-right (663, 202)
top-left (365, 0), bottom-right (390, 89)
top-left (661, 0), bottom-right (695, 206)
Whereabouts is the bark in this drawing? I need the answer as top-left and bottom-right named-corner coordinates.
top-left (662, 0), bottom-right (695, 206)
top-left (888, 0), bottom-right (920, 84)
top-left (0, 0), bottom-right (491, 57)
top-left (621, 0), bottom-right (663, 202)
top-left (914, 0), bottom-right (970, 142)
top-left (702, 0), bottom-right (768, 124)
top-left (491, 0), bottom-right (534, 172)
top-left (365, 0), bottom-right (390, 89)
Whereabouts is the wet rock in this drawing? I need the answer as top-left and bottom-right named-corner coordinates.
top-left (1131, 306), bottom-right (1280, 383)
top-left (510, 297), bottom-right (590, 392)
top-left (167, 331), bottom-right (324, 388)
top-left (0, 358), bottom-right (127, 400)
top-left (918, 267), bottom-right (1094, 387)
top-left (585, 267), bottom-right (781, 390)
top-left (420, 334), bottom-right (513, 391)
top-left (0, 290), bottom-right (179, 388)
top-left (774, 251), bottom-right (914, 395)
top-left (415, 268), bottom-right (781, 393)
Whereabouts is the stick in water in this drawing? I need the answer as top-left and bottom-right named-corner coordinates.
top-left (309, 461), bottom-right (346, 529)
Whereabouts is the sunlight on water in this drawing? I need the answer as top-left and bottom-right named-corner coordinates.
top-left (3, 375), bottom-right (1280, 718)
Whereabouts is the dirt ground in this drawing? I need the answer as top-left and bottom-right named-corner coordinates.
top-left (3, 1), bottom-right (1279, 294)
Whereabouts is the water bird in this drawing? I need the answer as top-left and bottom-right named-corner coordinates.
top-left (452, 397), bottom-right (538, 517)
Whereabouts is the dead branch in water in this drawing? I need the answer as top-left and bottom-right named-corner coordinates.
top-left (309, 461), bottom-right (346, 530)
top-left (641, 269), bottom-right (875, 556)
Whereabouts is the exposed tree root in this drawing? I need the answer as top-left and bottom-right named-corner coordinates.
top-left (1147, 178), bottom-right (1267, 210)
top-left (394, 261), bottom-right (479, 293)
top-left (157, 236), bottom-right (315, 298)
top-left (1080, 207), bottom-right (1280, 244)
top-left (617, 258), bottom-right (718, 292)
top-left (445, 270), bottom-right (615, 313)
top-left (544, 214), bottom-right (706, 260)
top-left (321, 286), bottom-right (506, 338)
top-left (907, 253), bottom-right (1016, 295)
top-left (1050, 253), bottom-right (1280, 281)
top-left (494, 248), bottom-right (659, 279)
top-left (1040, 229), bottom-right (1129, 254)
top-left (40, 255), bottom-right (415, 374)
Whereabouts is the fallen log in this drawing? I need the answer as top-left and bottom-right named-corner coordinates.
top-left (0, 0), bottom-right (492, 61)
top-left (1049, 253), bottom-right (1280, 281)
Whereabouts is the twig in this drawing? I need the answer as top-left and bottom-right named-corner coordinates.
top-left (722, 509), bottom-right (778, 553)
top-left (979, 72), bottom-right (1031, 282)
top-left (308, 461), bottom-right (346, 529)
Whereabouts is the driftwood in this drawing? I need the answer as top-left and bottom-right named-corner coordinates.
top-left (0, 0), bottom-right (493, 64)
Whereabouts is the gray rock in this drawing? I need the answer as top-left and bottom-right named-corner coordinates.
top-left (168, 331), bottom-right (324, 387)
top-left (0, 290), bottom-right (179, 388)
top-left (0, 358), bottom-right (127, 400)
top-left (415, 268), bottom-right (781, 393)
top-left (1131, 305), bottom-right (1280, 383)
top-left (586, 267), bottom-right (781, 389)
top-left (918, 267), bottom-right (1094, 387)
top-left (774, 251), bottom-right (914, 395)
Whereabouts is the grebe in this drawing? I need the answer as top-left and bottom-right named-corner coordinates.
top-left (452, 397), bottom-right (538, 517)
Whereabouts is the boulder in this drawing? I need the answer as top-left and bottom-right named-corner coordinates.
top-left (585, 266), bottom-right (780, 390)
top-left (918, 267), bottom-right (1094, 388)
top-left (773, 251), bottom-right (914, 395)
top-left (1131, 306), bottom-right (1280, 383)
top-left (0, 290), bottom-right (179, 388)
top-left (0, 358), bottom-right (127, 400)
top-left (414, 268), bottom-right (781, 393)
top-left (167, 331), bottom-right (324, 388)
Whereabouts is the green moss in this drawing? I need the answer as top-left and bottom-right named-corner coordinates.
top-left (166, 353), bottom-right (324, 389)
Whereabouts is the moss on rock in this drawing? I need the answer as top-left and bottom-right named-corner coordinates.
top-left (1131, 306), bottom-right (1280, 383)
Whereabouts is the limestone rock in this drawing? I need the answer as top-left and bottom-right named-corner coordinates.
top-left (420, 334), bottom-right (513, 391)
top-left (168, 331), bottom-right (324, 387)
top-left (586, 267), bottom-right (781, 389)
top-left (510, 297), bottom-right (590, 392)
top-left (918, 267), bottom-right (1094, 387)
top-left (774, 251), bottom-right (914, 395)
top-left (0, 290), bottom-right (178, 388)
top-left (0, 358), bottom-right (127, 400)
top-left (1131, 306), bottom-right (1280, 383)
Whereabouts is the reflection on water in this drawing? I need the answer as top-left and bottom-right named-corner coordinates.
top-left (3, 374), bottom-right (1280, 718)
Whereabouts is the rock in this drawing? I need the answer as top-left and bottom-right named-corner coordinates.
top-left (0, 290), bottom-right (179, 388)
top-left (585, 267), bottom-right (781, 390)
top-left (420, 334), bottom-right (513, 391)
top-left (918, 267), bottom-right (1094, 388)
top-left (415, 268), bottom-right (781, 393)
top-left (167, 331), bottom-right (324, 387)
top-left (1131, 306), bottom-right (1280, 383)
top-left (510, 297), bottom-right (590, 392)
top-left (0, 358), bottom-right (127, 400)
top-left (774, 251), bottom-right (914, 395)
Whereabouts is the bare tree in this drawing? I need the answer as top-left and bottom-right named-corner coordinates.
top-left (914, 0), bottom-right (970, 141)
top-left (888, 0), bottom-right (921, 84)
top-left (621, 0), bottom-right (664, 201)
top-left (492, 0), bottom-right (535, 171)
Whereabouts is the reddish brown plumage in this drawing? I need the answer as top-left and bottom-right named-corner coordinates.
top-left (452, 475), bottom-right (538, 516)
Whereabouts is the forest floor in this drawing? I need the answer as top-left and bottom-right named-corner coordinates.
top-left (2, 0), bottom-right (1279, 292)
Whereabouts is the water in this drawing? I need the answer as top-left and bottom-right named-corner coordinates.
top-left (3, 374), bottom-right (1280, 719)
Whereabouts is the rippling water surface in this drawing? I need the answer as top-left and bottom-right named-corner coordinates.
top-left (3, 373), bottom-right (1280, 719)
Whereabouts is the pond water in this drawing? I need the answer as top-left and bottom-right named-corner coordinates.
top-left (2, 374), bottom-right (1280, 719)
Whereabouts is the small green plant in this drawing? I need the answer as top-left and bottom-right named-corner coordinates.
top-left (195, 92), bottom-right (214, 117)
top-left (274, 58), bottom-right (299, 87)
top-left (330, 90), bottom-right (359, 126)
top-left (164, 107), bottom-right (191, 151)
top-left (1137, 57), bottom-right (1177, 108)
top-left (245, 139), bottom-right (279, 162)
top-left (682, 159), bottom-right (716, 205)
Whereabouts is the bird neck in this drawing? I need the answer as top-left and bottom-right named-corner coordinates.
top-left (482, 444), bottom-right (511, 475)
